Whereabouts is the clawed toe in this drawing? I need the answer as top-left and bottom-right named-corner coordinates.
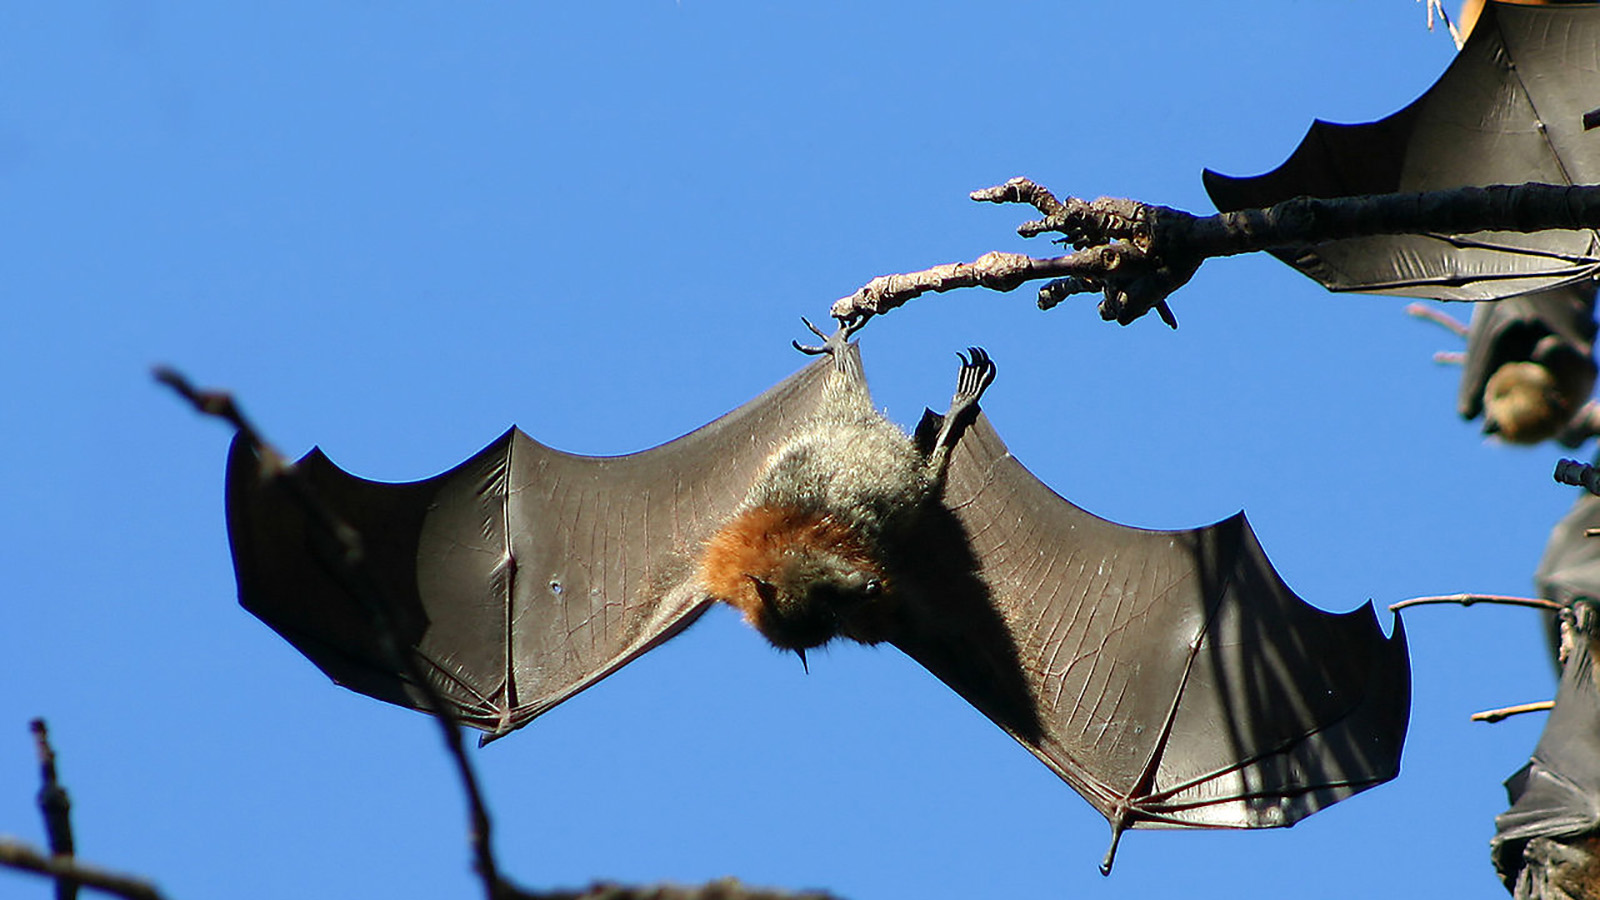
top-left (793, 314), bottom-right (870, 356)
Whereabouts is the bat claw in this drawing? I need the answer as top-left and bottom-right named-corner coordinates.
top-left (954, 347), bottom-right (997, 406)
top-left (793, 314), bottom-right (869, 356)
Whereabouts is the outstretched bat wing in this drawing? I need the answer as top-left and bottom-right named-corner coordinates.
top-left (1203, 1), bottom-right (1600, 301)
top-left (227, 351), bottom-right (847, 738)
top-left (892, 413), bottom-right (1410, 871)
top-left (1538, 493), bottom-right (1600, 609)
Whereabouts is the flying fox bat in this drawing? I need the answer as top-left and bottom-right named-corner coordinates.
top-left (1460, 285), bottom-right (1597, 445)
top-left (1204, 0), bottom-right (1600, 302)
top-left (225, 335), bottom-right (1411, 874)
top-left (1492, 600), bottom-right (1600, 900)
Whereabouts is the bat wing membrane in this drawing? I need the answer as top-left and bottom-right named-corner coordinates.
top-left (227, 351), bottom-right (849, 738)
top-left (891, 414), bottom-right (1410, 865)
top-left (1492, 604), bottom-right (1600, 889)
top-left (1202, 2), bottom-right (1600, 301)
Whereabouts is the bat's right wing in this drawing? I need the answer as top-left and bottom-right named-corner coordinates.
top-left (227, 350), bottom-right (850, 739)
top-left (890, 414), bottom-right (1410, 872)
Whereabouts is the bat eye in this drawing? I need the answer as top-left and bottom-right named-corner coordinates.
top-left (863, 579), bottom-right (882, 598)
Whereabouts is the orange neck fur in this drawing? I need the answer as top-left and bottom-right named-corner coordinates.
top-left (699, 505), bottom-right (881, 627)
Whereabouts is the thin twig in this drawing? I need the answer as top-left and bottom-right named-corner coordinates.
top-left (1472, 700), bottom-right (1556, 723)
top-left (156, 366), bottom-right (511, 900)
top-left (1405, 302), bottom-right (1471, 338)
top-left (1389, 593), bottom-right (1564, 613)
top-left (31, 719), bottom-right (76, 900)
top-left (0, 840), bottom-right (165, 900)
top-left (512, 878), bottom-right (842, 900)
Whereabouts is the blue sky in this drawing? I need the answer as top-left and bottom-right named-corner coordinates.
top-left (0, 3), bottom-right (1577, 898)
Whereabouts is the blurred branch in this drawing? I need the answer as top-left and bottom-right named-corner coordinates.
top-left (1405, 301), bottom-right (1471, 338)
top-left (833, 179), bottom-right (1600, 328)
top-left (515, 879), bottom-right (840, 900)
top-left (156, 366), bottom-right (509, 899)
top-left (31, 719), bottom-right (76, 900)
top-left (0, 840), bottom-right (166, 900)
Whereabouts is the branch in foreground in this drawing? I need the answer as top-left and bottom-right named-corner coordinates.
top-left (0, 840), bottom-right (165, 900)
top-left (520, 878), bottom-right (840, 900)
top-left (32, 719), bottom-right (76, 900)
top-left (156, 367), bottom-right (509, 899)
top-left (833, 179), bottom-right (1600, 328)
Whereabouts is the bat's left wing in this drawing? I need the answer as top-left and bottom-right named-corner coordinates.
top-left (889, 413), bottom-right (1410, 872)
top-left (226, 351), bottom-right (846, 739)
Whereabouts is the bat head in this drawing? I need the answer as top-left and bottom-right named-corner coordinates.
top-left (698, 504), bottom-right (896, 653)
top-left (1483, 361), bottom-right (1592, 445)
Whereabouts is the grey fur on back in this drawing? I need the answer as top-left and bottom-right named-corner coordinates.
top-left (740, 364), bottom-right (934, 538)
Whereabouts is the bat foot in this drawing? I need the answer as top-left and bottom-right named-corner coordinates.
top-left (951, 347), bottom-right (997, 415)
top-left (792, 314), bottom-right (869, 357)
top-left (925, 347), bottom-right (997, 481)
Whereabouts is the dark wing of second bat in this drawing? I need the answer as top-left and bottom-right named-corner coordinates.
top-left (226, 350), bottom-right (848, 739)
top-left (1203, 1), bottom-right (1600, 301)
top-left (890, 413), bottom-right (1411, 873)
top-left (1491, 602), bottom-right (1600, 899)
top-left (1537, 493), bottom-right (1600, 610)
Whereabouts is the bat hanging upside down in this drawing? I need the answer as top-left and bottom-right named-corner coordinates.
top-left (225, 326), bottom-right (1411, 874)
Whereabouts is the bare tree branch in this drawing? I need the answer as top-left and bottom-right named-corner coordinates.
top-left (0, 840), bottom-right (166, 900)
top-left (156, 367), bottom-right (510, 900)
top-left (514, 878), bottom-right (840, 900)
top-left (833, 179), bottom-right (1600, 328)
top-left (1472, 701), bottom-right (1556, 724)
top-left (31, 719), bottom-right (76, 900)
top-left (1389, 594), bottom-right (1564, 614)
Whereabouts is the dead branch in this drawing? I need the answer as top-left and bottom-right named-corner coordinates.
top-left (1405, 301), bottom-right (1471, 338)
top-left (157, 367), bottom-right (509, 900)
top-left (0, 840), bottom-right (165, 900)
top-left (31, 719), bottom-right (76, 900)
top-left (1472, 700), bottom-right (1557, 724)
top-left (1389, 594), bottom-right (1564, 614)
top-left (833, 179), bottom-right (1600, 328)
top-left (514, 878), bottom-right (840, 900)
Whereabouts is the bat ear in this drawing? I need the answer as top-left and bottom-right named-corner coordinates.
top-left (745, 574), bottom-right (779, 609)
